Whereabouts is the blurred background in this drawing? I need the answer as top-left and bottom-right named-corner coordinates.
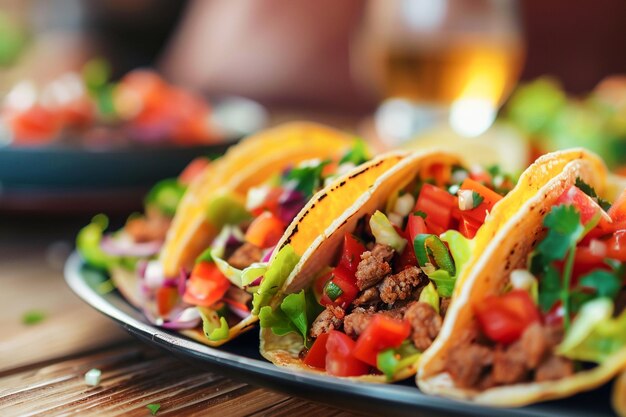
top-left (1, 0), bottom-right (626, 214)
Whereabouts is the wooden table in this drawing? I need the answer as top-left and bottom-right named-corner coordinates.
top-left (0, 215), bottom-right (359, 416)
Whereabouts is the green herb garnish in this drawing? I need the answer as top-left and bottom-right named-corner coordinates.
top-left (22, 310), bottom-right (46, 325)
top-left (471, 191), bottom-right (484, 209)
top-left (146, 403), bottom-right (161, 415)
top-left (533, 205), bottom-right (610, 330)
top-left (575, 177), bottom-right (611, 211)
top-left (324, 281), bottom-right (343, 301)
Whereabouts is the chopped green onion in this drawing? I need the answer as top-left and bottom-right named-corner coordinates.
top-left (324, 281), bottom-right (343, 301)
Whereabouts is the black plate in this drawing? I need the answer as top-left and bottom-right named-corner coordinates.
top-left (64, 252), bottom-right (617, 417)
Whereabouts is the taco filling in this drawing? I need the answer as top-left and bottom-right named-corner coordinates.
top-left (261, 163), bottom-right (515, 379)
top-left (444, 179), bottom-right (626, 390)
top-left (138, 143), bottom-right (370, 341)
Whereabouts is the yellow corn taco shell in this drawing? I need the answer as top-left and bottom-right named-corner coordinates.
top-left (160, 122), bottom-right (359, 277)
top-left (261, 150), bottom-right (525, 382)
top-left (416, 149), bottom-right (626, 406)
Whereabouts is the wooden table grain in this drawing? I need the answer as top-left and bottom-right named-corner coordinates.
top-left (0, 216), bottom-right (360, 416)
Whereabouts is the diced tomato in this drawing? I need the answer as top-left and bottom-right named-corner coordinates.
top-left (251, 187), bottom-right (283, 217)
top-left (338, 233), bottom-right (366, 275)
top-left (183, 262), bottom-right (231, 307)
top-left (609, 188), bottom-right (626, 223)
top-left (572, 246), bottom-right (611, 284)
top-left (303, 332), bottom-right (330, 369)
top-left (469, 169), bottom-right (492, 185)
top-left (320, 267), bottom-right (359, 309)
top-left (555, 186), bottom-right (612, 230)
top-left (458, 178), bottom-right (503, 225)
top-left (6, 105), bottom-right (62, 145)
top-left (245, 212), bottom-right (285, 249)
top-left (314, 270), bottom-right (332, 299)
top-left (325, 331), bottom-right (370, 377)
top-left (459, 215), bottom-right (482, 239)
top-left (606, 230), bottom-right (626, 261)
top-left (178, 157), bottom-right (210, 185)
top-left (422, 162), bottom-right (451, 186)
top-left (406, 214), bottom-right (428, 243)
top-left (414, 184), bottom-right (456, 230)
top-left (474, 289), bottom-right (541, 345)
top-left (156, 286), bottom-right (179, 316)
top-left (353, 315), bottom-right (411, 367)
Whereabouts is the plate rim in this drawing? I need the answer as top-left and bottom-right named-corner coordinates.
top-left (63, 251), bottom-right (612, 417)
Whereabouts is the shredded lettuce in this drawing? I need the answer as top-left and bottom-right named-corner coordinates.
top-left (259, 289), bottom-right (320, 347)
top-left (76, 214), bottom-right (119, 270)
top-left (251, 245), bottom-right (300, 314)
top-left (426, 230), bottom-right (472, 297)
top-left (557, 298), bottom-right (626, 363)
top-left (339, 138), bottom-right (369, 165)
top-left (369, 210), bottom-right (407, 253)
top-left (198, 307), bottom-right (230, 341)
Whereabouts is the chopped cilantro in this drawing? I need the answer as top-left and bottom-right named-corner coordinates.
top-left (575, 177), bottom-right (611, 211)
top-left (533, 204), bottom-right (614, 330)
top-left (414, 210), bottom-right (427, 219)
top-left (471, 191), bottom-right (484, 209)
top-left (339, 139), bottom-right (369, 165)
top-left (285, 160), bottom-right (330, 198)
top-left (22, 310), bottom-right (46, 325)
top-left (146, 403), bottom-right (161, 415)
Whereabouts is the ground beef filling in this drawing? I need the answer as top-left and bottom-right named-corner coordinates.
top-left (445, 322), bottom-right (574, 388)
top-left (227, 242), bottom-right (264, 269)
top-left (309, 243), bottom-right (449, 352)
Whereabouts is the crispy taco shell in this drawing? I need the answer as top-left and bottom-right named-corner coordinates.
top-left (261, 150), bottom-right (512, 382)
top-left (160, 122), bottom-right (359, 277)
top-left (416, 149), bottom-right (626, 406)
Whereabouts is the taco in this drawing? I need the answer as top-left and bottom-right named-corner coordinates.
top-left (417, 149), bottom-right (626, 406)
top-left (258, 150), bottom-right (522, 382)
top-left (79, 122), bottom-right (407, 346)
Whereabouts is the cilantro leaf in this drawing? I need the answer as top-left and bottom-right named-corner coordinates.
top-left (575, 177), bottom-right (611, 211)
top-left (22, 310), bottom-right (46, 325)
top-left (414, 210), bottom-right (427, 219)
top-left (579, 270), bottom-right (621, 299)
top-left (471, 191), bottom-right (484, 209)
top-left (339, 139), bottom-right (369, 165)
top-left (146, 404), bottom-right (161, 415)
top-left (536, 205), bottom-right (584, 262)
top-left (538, 265), bottom-right (561, 312)
top-left (285, 160), bottom-right (330, 198)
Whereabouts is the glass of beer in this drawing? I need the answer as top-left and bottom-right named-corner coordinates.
top-left (355, 0), bottom-right (525, 142)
